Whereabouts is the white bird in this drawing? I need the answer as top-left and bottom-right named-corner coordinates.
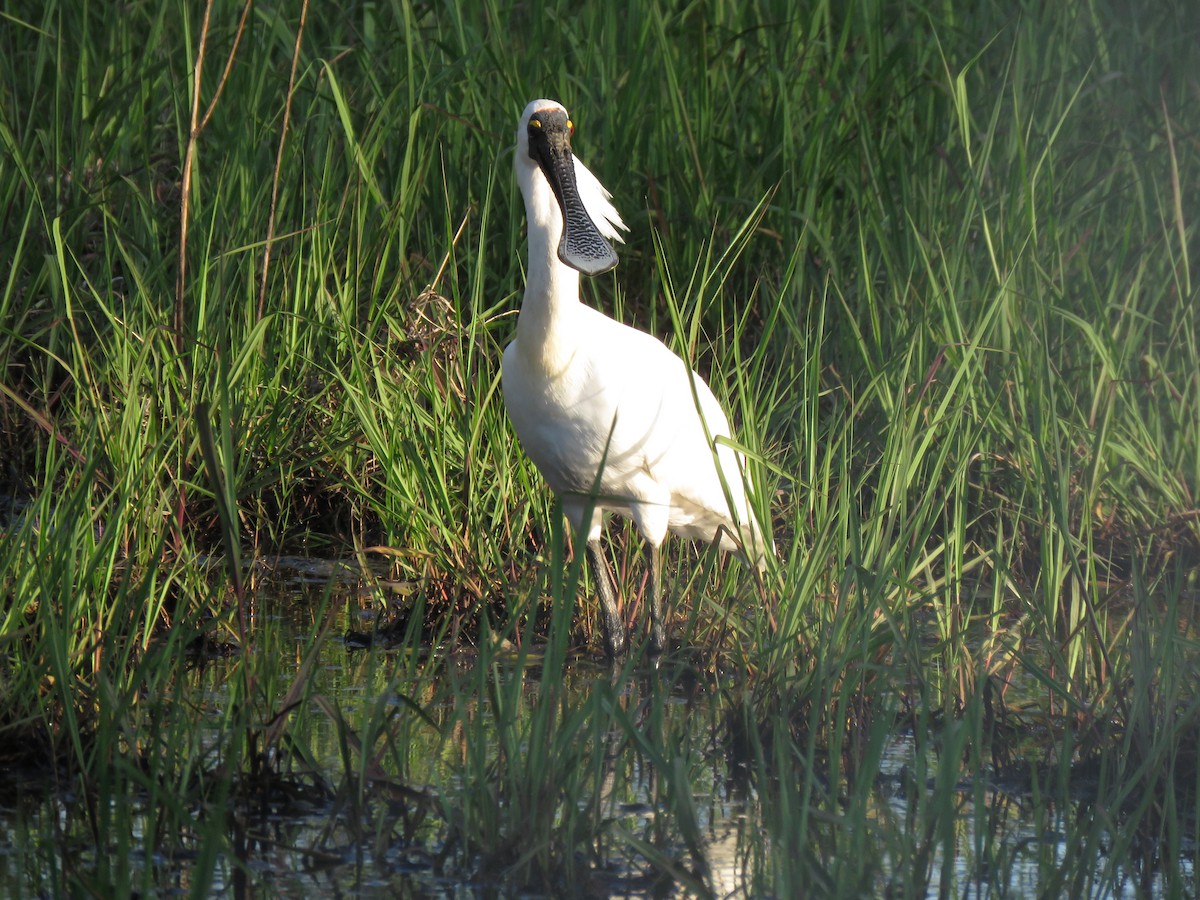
top-left (502, 98), bottom-right (773, 658)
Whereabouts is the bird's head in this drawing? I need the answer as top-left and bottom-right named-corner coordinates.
top-left (516, 99), bottom-right (623, 277)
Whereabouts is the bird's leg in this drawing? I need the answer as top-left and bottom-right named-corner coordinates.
top-left (648, 544), bottom-right (666, 655)
top-left (586, 540), bottom-right (626, 658)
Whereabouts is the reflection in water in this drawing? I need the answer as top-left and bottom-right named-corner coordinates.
top-left (0, 576), bottom-right (1194, 897)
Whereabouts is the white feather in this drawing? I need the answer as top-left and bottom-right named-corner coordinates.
top-left (573, 155), bottom-right (627, 242)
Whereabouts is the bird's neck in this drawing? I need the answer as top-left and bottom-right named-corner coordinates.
top-left (517, 192), bottom-right (583, 365)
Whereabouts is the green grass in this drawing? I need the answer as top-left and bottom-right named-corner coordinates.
top-left (2, 0), bottom-right (1199, 895)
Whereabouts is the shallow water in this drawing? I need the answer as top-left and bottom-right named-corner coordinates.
top-left (1, 561), bottom-right (1196, 897)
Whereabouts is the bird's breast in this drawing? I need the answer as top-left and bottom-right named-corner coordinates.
top-left (502, 338), bottom-right (634, 495)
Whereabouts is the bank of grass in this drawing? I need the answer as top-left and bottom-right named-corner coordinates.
top-left (1, 0), bottom-right (1198, 895)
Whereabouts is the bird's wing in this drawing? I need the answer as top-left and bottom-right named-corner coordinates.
top-left (654, 361), bottom-right (774, 561)
top-left (573, 156), bottom-right (628, 243)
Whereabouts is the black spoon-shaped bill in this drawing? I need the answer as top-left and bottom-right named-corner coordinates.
top-left (527, 109), bottom-right (619, 277)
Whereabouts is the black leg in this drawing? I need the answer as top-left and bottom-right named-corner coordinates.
top-left (587, 540), bottom-right (626, 658)
top-left (648, 543), bottom-right (666, 655)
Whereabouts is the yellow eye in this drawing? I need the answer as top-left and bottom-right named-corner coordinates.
top-left (530, 117), bottom-right (542, 129)
top-left (567, 119), bottom-right (575, 134)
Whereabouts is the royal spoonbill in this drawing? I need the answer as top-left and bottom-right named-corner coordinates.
top-left (502, 98), bottom-right (773, 658)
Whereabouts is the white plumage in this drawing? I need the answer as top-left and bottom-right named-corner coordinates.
top-left (502, 98), bottom-right (772, 657)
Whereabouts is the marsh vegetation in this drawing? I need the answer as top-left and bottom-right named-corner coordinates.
top-left (1, 0), bottom-right (1198, 895)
